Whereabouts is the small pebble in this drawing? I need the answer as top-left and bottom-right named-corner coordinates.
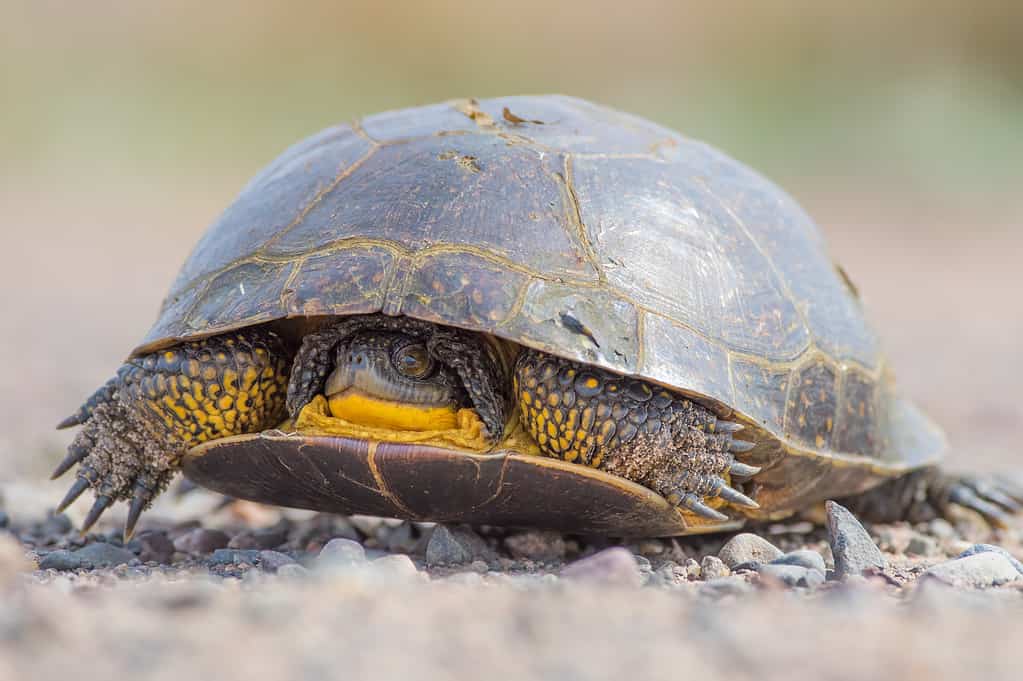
top-left (560, 547), bottom-right (642, 587)
top-left (771, 549), bottom-right (826, 573)
top-left (906, 534), bottom-right (939, 557)
top-left (425, 525), bottom-right (494, 567)
top-left (825, 501), bottom-right (886, 580)
top-left (228, 526), bottom-right (288, 550)
top-left (276, 563), bottom-right (310, 579)
top-left (257, 551), bottom-right (297, 571)
top-left (956, 544), bottom-right (1023, 576)
top-left (922, 553), bottom-right (1020, 589)
top-left (72, 542), bottom-right (136, 568)
top-left (758, 564), bottom-right (825, 589)
top-left (699, 575), bottom-right (753, 598)
top-left (699, 555), bottom-right (730, 580)
top-left (927, 518), bottom-right (957, 539)
top-left (37, 513), bottom-right (73, 539)
top-left (370, 554), bottom-right (419, 581)
top-left (316, 538), bottom-right (367, 568)
top-left (134, 531), bottom-right (175, 564)
top-left (504, 530), bottom-right (567, 562)
top-left (208, 549), bottom-right (261, 566)
top-left (38, 550), bottom-right (85, 571)
top-left (173, 528), bottom-right (230, 555)
top-left (717, 533), bottom-right (783, 568)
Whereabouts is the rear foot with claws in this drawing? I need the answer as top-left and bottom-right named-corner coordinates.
top-left (839, 466), bottom-right (1023, 528)
top-left (944, 474), bottom-right (1023, 527)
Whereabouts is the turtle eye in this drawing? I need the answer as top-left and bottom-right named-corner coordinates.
top-left (392, 343), bottom-right (434, 379)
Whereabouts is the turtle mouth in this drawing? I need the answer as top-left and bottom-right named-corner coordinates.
top-left (324, 388), bottom-right (463, 433)
top-left (285, 395), bottom-right (539, 456)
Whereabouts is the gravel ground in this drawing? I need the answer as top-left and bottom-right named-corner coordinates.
top-left (2, 183), bottom-right (1022, 678)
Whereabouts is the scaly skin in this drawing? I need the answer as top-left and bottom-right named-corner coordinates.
top-left (514, 348), bottom-right (759, 520)
top-left (57, 315), bottom-right (1022, 537)
top-left (54, 329), bottom-right (291, 538)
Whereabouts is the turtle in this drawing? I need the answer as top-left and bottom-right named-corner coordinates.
top-left (54, 95), bottom-right (1022, 540)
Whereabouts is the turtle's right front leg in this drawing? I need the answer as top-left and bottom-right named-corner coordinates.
top-left (54, 329), bottom-right (291, 539)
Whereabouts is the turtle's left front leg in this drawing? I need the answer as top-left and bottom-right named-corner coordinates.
top-left (54, 329), bottom-right (291, 539)
top-left (514, 349), bottom-right (760, 521)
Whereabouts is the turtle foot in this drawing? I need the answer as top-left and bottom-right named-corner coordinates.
top-left (53, 397), bottom-right (176, 541)
top-left (945, 475), bottom-right (1023, 527)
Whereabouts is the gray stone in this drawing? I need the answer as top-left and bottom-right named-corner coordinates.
top-left (276, 563), bottom-right (310, 579)
top-left (504, 530), bottom-right (567, 562)
top-left (258, 550), bottom-right (297, 571)
top-left (699, 575), bottom-right (754, 598)
top-left (771, 549), bottom-right (827, 573)
top-left (0, 511), bottom-right (8, 529)
top-left (38, 513), bottom-right (72, 538)
top-left (927, 518), bottom-right (957, 539)
top-left (173, 528), bottom-right (230, 555)
top-left (228, 526), bottom-right (288, 550)
top-left (425, 525), bottom-right (494, 567)
top-left (923, 552), bottom-right (1021, 588)
top-left (370, 554), bottom-right (419, 581)
top-left (906, 534), bottom-right (939, 557)
top-left (38, 550), bottom-right (86, 571)
top-left (560, 547), bottom-right (642, 587)
top-left (208, 548), bottom-right (261, 566)
top-left (317, 538), bottom-right (367, 567)
top-left (758, 563), bottom-right (825, 588)
top-left (956, 544), bottom-right (1023, 576)
top-left (72, 542), bottom-right (136, 567)
top-left (825, 500), bottom-right (886, 579)
top-left (717, 533), bottom-right (783, 568)
top-left (699, 555), bottom-right (730, 580)
top-left (134, 531), bottom-right (175, 564)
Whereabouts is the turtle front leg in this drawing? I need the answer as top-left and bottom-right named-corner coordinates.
top-left (54, 329), bottom-right (291, 539)
top-left (837, 467), bottom-right (1023, 527)
top-left (514, 349), bottom-right (760, 522)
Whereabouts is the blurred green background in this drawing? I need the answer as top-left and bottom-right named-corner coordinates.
top-left (3, 1), bottom-right (1022, 191)
top-left (2, 1), bottom-right (1021, 483)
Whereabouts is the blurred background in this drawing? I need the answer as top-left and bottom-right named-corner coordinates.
top-left (2, 1), bottom-right (1020, 482)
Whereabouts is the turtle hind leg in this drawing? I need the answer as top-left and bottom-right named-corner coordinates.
top-left (513, 348), bottom-right (761, 521)
top-left (836, 466), bottom-right (1023, 527)
top-left (53, 328), bottom-right (291, 539)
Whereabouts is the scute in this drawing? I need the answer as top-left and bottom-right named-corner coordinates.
top-left (137, 95), bottom-right (942, 469)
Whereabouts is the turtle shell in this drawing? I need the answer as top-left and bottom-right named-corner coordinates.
top-left (138, 95), bottom-right (944, 515)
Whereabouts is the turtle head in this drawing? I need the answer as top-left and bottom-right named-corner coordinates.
top-left (324, 330), bottom-right (469, 432)
top-left (288, 316), bottom-right (510, 443)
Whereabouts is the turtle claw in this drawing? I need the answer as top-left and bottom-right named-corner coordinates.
top-left (56, 476), bottom-right (92, 514)
top-left (948, 485), bottom-right (1011, 527)
top-left (124, 490), bottom-right (148, 542)
top-left (729, 439), bottom-right (755, 453)
top-left (679, 493), bottom-right (729, 521)
top-left (50, 442), bottom-right (91, 480)
top-left (729, 461), bottom-right (761, 478)
top-left (715, 421), bottom-right (744, 434)
top-left (80, 495), bottom-right (113, 534)
top-left (716, 482), bottom-right (759, 509)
